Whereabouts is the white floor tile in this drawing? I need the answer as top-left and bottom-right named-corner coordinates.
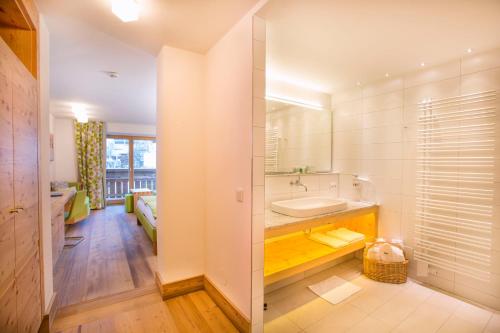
top-left (437, 315), bottom-right (487, 333)
top-left (304, 303), bottom-right (367, 333)
top-left (485, 313), bottom-right (500, 333)
top-left (345, 315), bottom-right (392, 333)
top-left (264, 316), bottom-right (303, 333)
top-left (392, 302), bottom-right (454, 333)
top-left (284, 298), bottom-right (337, 330)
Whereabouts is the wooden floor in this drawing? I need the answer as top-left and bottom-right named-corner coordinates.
top-left (53, 205), bottom-right (157, 309)
top-left (54, 290), bottom-right (238, 333)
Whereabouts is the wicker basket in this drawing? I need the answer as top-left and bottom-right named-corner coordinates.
top-left (363, 242), bottom-right (408, 284)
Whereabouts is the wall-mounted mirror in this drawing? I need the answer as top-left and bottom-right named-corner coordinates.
top-left (265, 99), bottom-right (332, 174)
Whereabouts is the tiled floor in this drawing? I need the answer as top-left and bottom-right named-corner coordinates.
top-left (264, 259), bottom-right (499, 333)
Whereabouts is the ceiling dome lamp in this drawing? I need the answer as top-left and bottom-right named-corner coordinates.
top-left (73, 104), bottom-right (89, 123)
top-left (112, 0), bottom-right (140, 23)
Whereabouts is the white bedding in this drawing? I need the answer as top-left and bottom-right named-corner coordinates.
top-left (137, 198), bottom-right (156, 227)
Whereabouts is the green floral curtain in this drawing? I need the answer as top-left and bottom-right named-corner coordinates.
top-left (75, 121), bottom-right (106, 209)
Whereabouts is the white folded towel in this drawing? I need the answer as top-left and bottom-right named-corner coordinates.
top-left (326, 228), bottom-right (365, 243)
top-left (378, 243), bottom-right (405, 263)
top-left (366, 246), bottom-right (380, 260)
top-left (309, 233), bottom-right (348, 249)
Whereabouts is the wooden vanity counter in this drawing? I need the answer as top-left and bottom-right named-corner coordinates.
top-left (264, 202), bottom-right (378, 286)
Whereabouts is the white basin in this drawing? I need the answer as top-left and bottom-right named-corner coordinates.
top-left (271, 197), bottom-right (348, 218)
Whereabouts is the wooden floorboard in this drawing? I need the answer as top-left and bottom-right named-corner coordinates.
top-left (53, 205), bottom-right (157, 308)
top-left (54, 290), bottom-right (238, 333)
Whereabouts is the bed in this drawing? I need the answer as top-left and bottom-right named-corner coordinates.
top-left (136, 195), bottom-right (157, 254)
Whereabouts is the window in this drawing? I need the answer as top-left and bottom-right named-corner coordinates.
top-left (105, 136), bottom-right (156, 201)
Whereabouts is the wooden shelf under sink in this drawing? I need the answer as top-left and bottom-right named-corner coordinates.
top-left (264, 208), bottom-right (378, 286)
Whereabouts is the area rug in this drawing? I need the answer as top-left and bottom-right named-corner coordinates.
top-left (308, 275), bottom-right (361, 304)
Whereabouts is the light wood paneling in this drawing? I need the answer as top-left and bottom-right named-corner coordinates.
top-left (0, 28), bottom-right (15, 296)
top-left (156, 274), bottom-right (204, 300)
top-left (0, 2), bottom-right (41, 331)
top-left (16, 253), bottom-right (41, 333)
top-left (203, 277), bottom-right (250, 333)
top-left (0, 281), bottom-right (17, 333)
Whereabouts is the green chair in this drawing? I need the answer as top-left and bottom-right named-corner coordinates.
top-left (65, 189), bottom-right (91, 224)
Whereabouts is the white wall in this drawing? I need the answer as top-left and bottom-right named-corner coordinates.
top-left (38, 15), bottom-right (54, 313)
top-left (106, 122), bottom-right (156, 136)
top-left (52, 117), bottom-right (78, 182)
top-left (332, 47), bottom-right (500, 309)
top-left (204, 13), bottom-right (253, 319)
top-left (156, 46), bottom-right (205, 283)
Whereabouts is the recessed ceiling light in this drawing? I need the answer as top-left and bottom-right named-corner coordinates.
top-left (420, 62), bottom-right (425, 67)
top-left (467, 48), bottom-right (473, 53)
top-left (385, 73), bottom-right (390, 78)
top-left (356, 81), bottom-right (361, 86)
top-left (112, 0), bottom-right (140, 22)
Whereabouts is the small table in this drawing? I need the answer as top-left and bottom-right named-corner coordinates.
top-left (130, 188), bottom-right (153, 211)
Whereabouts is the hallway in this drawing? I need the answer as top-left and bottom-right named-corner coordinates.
top-left (53, 205), bottom-right (157, 309)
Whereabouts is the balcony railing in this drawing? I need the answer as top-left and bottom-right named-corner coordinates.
top-left (106, 169), bottom-right (156, 200)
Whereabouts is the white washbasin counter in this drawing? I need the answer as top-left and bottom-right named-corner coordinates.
top-left (265, 200), bottom-right (377, 235)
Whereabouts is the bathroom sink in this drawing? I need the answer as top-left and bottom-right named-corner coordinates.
top-left (271, 197), bottom-right (348, 218)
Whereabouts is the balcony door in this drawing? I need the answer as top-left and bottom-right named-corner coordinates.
top-left (106, 135), bottom-right (156, 202)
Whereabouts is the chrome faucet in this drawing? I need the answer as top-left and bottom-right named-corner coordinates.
top-left (290, 175), bottom-right (308, 192)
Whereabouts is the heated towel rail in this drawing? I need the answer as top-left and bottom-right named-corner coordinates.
top-left (414, 90), bottom-right (496, 281)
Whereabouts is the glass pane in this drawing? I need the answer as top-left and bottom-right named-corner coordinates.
top-left (133, 139), bottom-right (156, 192)
top-left (106, 138), bottom-right (130, 199)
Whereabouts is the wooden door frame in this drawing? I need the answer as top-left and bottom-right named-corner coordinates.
top-left (106, 135), bottom-right (156, 202)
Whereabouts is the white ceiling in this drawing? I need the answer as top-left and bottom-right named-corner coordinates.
top-left (258, 0), bottom-right (500, 94)
top-left (39, 0), bottom-right (261, 124)
top-left (38, 0), bottom-right (261, 54)
top-left (46, 15), bottom-right (157, 124)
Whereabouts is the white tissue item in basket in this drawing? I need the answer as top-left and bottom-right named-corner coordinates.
top-left (367, 246), bottom-right (380, 260)
top-left (379, 243), bottom-right (394, 262)
top-left (390, 246), bottom-right (405, 263)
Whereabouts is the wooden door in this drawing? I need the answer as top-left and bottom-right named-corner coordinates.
top-left (0, 22), bottom-right (41, 333)
top-left (0, 34), bottom-right (17, 333)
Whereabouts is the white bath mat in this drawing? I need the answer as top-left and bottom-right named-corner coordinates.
top-left (308, 276), bottom-right (361, 305)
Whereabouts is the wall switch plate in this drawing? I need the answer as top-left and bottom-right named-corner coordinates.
top-left (236, 188), bottom-right (244, 202)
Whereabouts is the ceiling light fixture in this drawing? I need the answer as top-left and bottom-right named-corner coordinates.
top-left (72, 104), bottom-right (89, 123)
top-left (266, 95), bottom-right (324, 111)
top-left (385, 73), bottom-right (390, 78)
top-left (102, 70), bottom-right (120, 78)
top-left (467, 48), bottom-right (473, 53)
top-left (112, 0), bottom-right (140, 22)
top-left (356, 81), bottom-right (361, 86)
top-left (420, 62), bottom-right (425, 67)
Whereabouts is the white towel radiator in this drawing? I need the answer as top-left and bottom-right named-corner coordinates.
top-left (414, 90), bottom-right (496, 281)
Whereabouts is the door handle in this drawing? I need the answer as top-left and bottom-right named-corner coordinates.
top-left (15, 207), bottom-right (25, 212)
top-left (9, 208), bottom-right (19, 214)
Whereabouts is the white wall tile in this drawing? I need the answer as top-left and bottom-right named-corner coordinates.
top-left (252, 242), bottom-right (264, 272)
top-left (252, 214), bottom-right (264, 244)
top-left (404, 60), bottom-right (460, 88)
top-left (253, 69), bottom-right (265, 99)
top-left (253, 97), bottom-right (266, 127)
top-left (363, 77), bottom-right (404, 97)
top-left (252, 157), bottom-right (264, 186)
top-left (461, 48), bottom-right (500, 75)
top-left (252, 269), bottom-right (264, 299)
top-left (253, 126), bottom-right (265, 157)
top-left (253, 39), bottom-right (265, 71)
top-left (252, 185), bottom-right (265, 215)
top-left (252, 16), bottom-right (266, 42)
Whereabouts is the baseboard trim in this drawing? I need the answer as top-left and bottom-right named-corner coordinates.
top-left (203, 277), bottom-right (250, 333)
top-left (155, 273), bottom-right (204, 300)
top-left (155, 273), bottom-right (250, 333)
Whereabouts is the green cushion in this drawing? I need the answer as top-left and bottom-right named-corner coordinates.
top-left (66, 190), bottom-right (90, 222)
